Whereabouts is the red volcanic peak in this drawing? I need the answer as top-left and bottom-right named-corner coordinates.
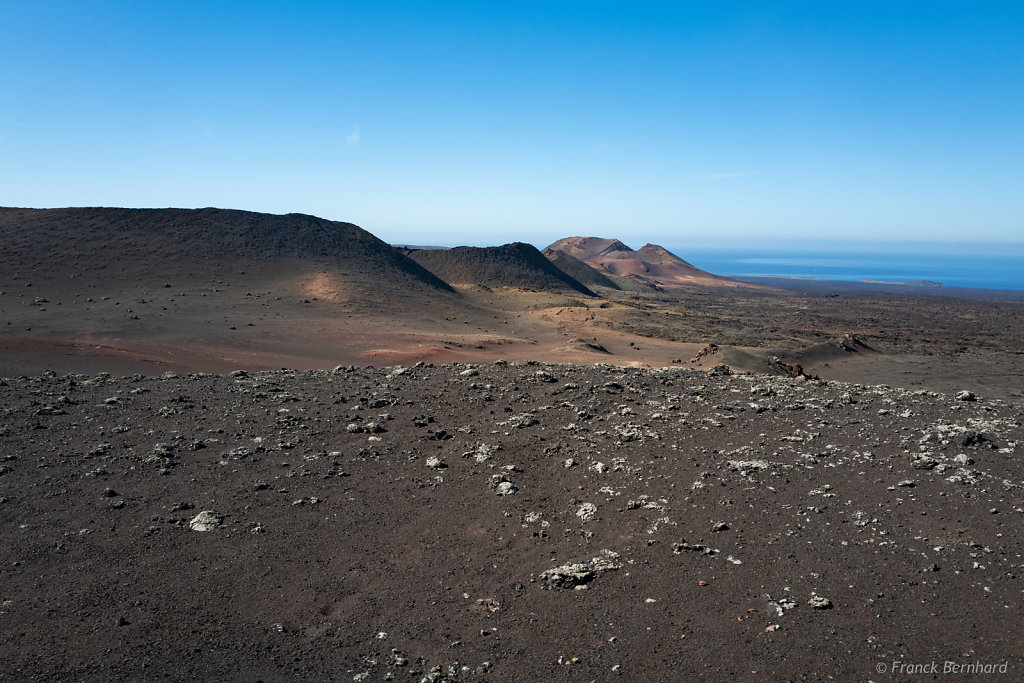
top-left (545, 236), bottom-right (752, 289)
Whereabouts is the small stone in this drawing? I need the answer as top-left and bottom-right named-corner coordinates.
top-left (711, 522), bottom-right (729, 532)
top-left (955, 390), bottom-right (976, 402)
top-left (808, 595), bottom-right (832, 609)
top-left (495, 481), bottom-right (518, 496)
top-left (425, 456), bottom-right (447, 469)
top-left (576, 503), bottom-right (597, 522)
top-left (189, 510), bottom-right (223, 531)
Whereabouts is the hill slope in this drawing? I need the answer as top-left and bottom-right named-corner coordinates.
top-left (542, 248), bottom-right (621, 290)
top-left (407, 242), bottom-right (595, 296)
top-left (546, 236), bottom-right (748, 289)
top-left (544, 245), bottom-right (630, 288)
top-left (543, 248), bottom-right (660, 293)
top-left (0, 207), bottom-right (451, 292)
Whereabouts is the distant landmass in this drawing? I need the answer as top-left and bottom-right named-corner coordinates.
top-left (864, 279), bottom-right (944, 287)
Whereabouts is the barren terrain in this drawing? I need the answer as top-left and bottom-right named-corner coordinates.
top-left (4, 208), bottom-right (1024, 404)
top-left (2, 207), bottom-right (1024, 680)
top-left (2, 363), bottom-right (1022, 680)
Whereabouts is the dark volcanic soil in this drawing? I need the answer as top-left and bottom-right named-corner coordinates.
top-left (407, 244), bottom-right (595, 296)
top-left (0, 207), bottom-right (450, 293)
top-left (1, 363), bottom-right (1022, 680)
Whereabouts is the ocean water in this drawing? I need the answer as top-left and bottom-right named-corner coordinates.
top-left (673, 246), bottom-right (1024, 292)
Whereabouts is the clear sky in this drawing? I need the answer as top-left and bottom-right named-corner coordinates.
top-left (2, 1), bottom-right (1022, 248)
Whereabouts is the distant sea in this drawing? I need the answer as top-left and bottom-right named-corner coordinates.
top-left (674, 246), bottom-right (1024, 292)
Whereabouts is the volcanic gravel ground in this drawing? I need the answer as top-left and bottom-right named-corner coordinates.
top-left (1, 364), bottom-right (1022, 680)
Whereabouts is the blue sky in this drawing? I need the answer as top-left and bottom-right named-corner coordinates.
top-left (2, 1), bottom-right (1022, 248)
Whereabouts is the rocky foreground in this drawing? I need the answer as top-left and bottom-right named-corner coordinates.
top-left (1, 363), bottom-right (1022, 681)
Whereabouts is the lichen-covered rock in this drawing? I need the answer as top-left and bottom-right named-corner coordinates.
top-left (189, 510), bottom-right (223, 532)
top-left (808, 595), bottom-right (832, 609)
top-left (576, 503), bottom-right (597, 522)
top-left (541, 550), bottom-right (621, 588)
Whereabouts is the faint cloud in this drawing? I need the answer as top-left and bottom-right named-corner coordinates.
top-left (346, 123), bottom-right (361, 147)
top-left (699, 170), bottom-right (761, 179)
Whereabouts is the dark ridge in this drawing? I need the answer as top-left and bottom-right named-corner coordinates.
top-left (543, 248), bottom-right (621, 290)
top-left (768, 334), bottom-right (876, 368)
top-left (408, 242), bottom-right (595, 296)
top-left (0, 207), bottom-right (452, 292)
top-left (596, 239), bottom-right (633, 256)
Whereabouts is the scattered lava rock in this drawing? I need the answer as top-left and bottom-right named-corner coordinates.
top-left (0, 362), bottom-right (1021, 680)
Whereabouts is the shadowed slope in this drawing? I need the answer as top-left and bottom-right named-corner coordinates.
top-left (0, 207), bottom-right (452, 292)
top-left (543, 248), bottom-right (658, 293)
top-left (542, 248), bottom-right (621, 289)
top-left (408, 242), bottom-right (595, 296)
